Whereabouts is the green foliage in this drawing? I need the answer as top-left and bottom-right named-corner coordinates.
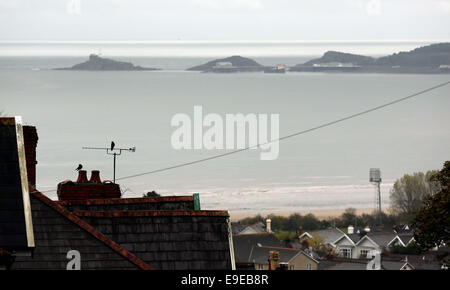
top-left (235, 209), bottom-right (402, 233)
top-left (390, 243), bottom-right (422, 255)
top-left (390, 170), bottom-right (440, 222)
top-left (274, 230), bottom-right (297, 241)
top-left (413, 161), bottom-right (450, 251)
top-left (238, 214), bottom-right (264, 225)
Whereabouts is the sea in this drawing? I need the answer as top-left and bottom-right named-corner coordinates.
top-left (1, 40), bottom-right (449, 218)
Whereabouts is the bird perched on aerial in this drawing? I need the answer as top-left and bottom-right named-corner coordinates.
top-left (111, 141), bottom-right (115, 151)
top-left (75, 164), bottom-right (83, 171)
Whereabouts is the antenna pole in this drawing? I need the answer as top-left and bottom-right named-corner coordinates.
top-left (82, 145), bottom-right (136, 183)
top-left (113, 153), bottom-right (117, 183)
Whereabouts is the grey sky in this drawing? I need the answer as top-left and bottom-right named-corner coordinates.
top-left (0, 0), bottom-right (449, 41)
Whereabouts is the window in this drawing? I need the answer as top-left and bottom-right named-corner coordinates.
top-left (306, 264), bottom-right (311, 270)
top-left (340, 248), bottom-right (352, 258)
top-left (360, 250), bottom-right (369, 258)
top-left (258, 264), bottom-right (264, 270)
top-left (289, 265), bottom-right (294, 270)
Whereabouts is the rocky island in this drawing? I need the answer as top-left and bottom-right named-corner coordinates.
top-left (290, 43), bottom-right (450, 74)
top-left (186, 55), bottom-right (264, 73)
top-left (55, 54), bottom-right (159, 71)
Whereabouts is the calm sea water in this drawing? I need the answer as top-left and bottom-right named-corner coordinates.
top-left (1, 42), bottom-right (449, 217)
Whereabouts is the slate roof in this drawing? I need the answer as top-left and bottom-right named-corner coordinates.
top-left (317, 260), bottom-right (341, 270)
top-left (232, 222), bottom-right (266, 235)
top-left (232, 224), bottom-right (247, 235)
top-left (324, 261), bottom-right (368, 270)
top-left (382, 260), bottom-right (409, 270)
top-left (248, 246), bottom-right (316, 265)
top-left (74, 209), bottom-right (232, 270)
top-left (397, 233), bottom-right (414, 245)
top-left (309, 228), bottom-right (345, 245)
top-left (364, 232), bottom-right (397, 247)
top-left (12, 189), bottom-right (150, 270)
top-left (233, 233), bottom-right (283, 263)
top-left (346, 233), bottom-right (362, 243)
top-left (408, 261), bottom-right (442, 270)
top-left (320, 258), bottom-right (369, 270)
top-left (11, 187), bottom-right (233, 270)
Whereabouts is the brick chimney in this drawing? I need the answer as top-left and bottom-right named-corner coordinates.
top-left (23, 126), bottom-right (38, 187)
top-left (268, 251), bottom-right (280, 270)
top-left (57, 170), bottom-right (121, 201)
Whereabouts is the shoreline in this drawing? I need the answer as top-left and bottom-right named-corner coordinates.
top-left (229, 208), bottom-right (379, 222)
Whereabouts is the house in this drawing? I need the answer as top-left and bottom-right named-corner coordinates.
top-left (381, 253), bottom-right (443, 270)
top-left (332, 225), bottom-right (416, 259)
top-left (300, 228), bottom-right (345, 248)
top-left (1, 119), bottom-right (235, 270)
top-left (354, 232), bottom-right (398, 258)
top-left (233, 221), bottom-right (267, 235)
top-left (249, 246), bottom-right (319, 270)
top-left (232, 232), bottom-right (283, 269)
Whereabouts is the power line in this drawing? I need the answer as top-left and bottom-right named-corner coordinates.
top-left (29, 80), bottom-right (450, 193)
top-left (116, 80), bottom-right (450, 181)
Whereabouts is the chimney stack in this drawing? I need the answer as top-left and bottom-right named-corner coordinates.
top-left (76, 170), bottom-right (88, 183)
top-left (23, 125), bottom-right (38, 187)
top-left (268, 251), bottom-right (279, 270)
top-left (57, 170), bottom-right (121, 201)
top-left (266, 218), bottom-right (272, 233)
top-left (348, 225), bottom-right (354, 234)
top-left (364, 226), bottom-right (371, 233)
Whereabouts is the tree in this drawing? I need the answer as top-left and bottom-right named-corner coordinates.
top-left (413, 161), bottom-right (450, 252)
top-left (308, 235), bottom-right (325, 251)
top-left (340, 208), bottom-right (359, 227)
top-left (389, 170), bottom-right (439, 222)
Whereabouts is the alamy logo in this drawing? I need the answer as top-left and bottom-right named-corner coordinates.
top-left (66, 249), bottom-right (81, 270)
top-left (171, 106), bottom-right (280, 160)
top-left (66, 0), bottom-right (82, 15)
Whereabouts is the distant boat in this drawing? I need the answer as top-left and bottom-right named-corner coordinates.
top-left (264, 64), bottom-right (286, 73)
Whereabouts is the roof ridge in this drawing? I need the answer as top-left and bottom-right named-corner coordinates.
top-left (57, 195), bottom-right (194, 206)
top-left (29, 187), bottom-right (153, 270)
top-left (72, 209), bottom-right (229, 218)
top-left (256, 245), bottom-right (302, 251)
top-left (234, 232), bottom-right (272, 237)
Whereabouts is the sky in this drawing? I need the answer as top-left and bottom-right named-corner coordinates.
top-left (0, 0), bottom-right (449, 41)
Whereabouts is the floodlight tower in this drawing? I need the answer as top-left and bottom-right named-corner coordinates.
top-left (370, 168), bottom-right (382, 224)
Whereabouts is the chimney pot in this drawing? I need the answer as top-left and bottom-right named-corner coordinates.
top-left (89, 170), bottom-right (102, 183)
top-left (348, 225), bottom-right (354, 234)
top-left (76, 170), bottom-right (88, 183)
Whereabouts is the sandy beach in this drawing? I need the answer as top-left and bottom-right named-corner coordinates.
top-left (229, 208), bottom-right (378, 221)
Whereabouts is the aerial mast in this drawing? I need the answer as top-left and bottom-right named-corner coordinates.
top-left (82, 143), bottom-right (135, 183)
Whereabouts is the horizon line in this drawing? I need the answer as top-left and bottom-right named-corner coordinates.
top-left (1, 39), bottom-right (449, 44)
